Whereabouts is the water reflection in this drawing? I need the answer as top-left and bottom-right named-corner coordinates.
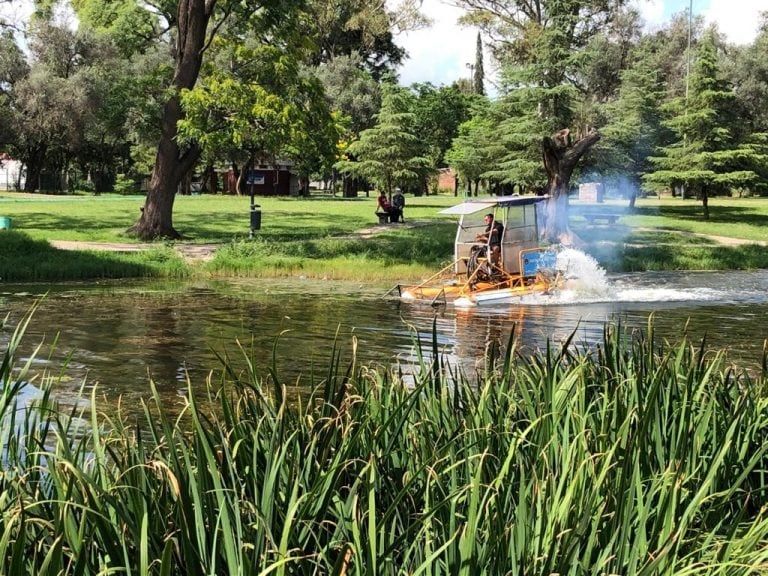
top-left (0, 270), bottom-right (766, 413)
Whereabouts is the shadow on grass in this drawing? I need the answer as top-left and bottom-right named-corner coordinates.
top-left (9, 210), bottom-right (137, 235)
top-left (0, 231), bottom-right (168, 282)
top-left (174, 208), bottom-right (370, 243)
top-left (631, 203), bottom-right (768, 227)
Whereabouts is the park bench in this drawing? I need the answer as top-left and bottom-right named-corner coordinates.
top-left (583, 213), bottom-right (620, 225)
top-left (375, 209), bottom-right (404, 224)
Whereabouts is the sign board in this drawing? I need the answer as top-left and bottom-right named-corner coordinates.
top-left (579, 182), bottom-right (604, 203)
top-left (246, 170), bottom-right (265, 185)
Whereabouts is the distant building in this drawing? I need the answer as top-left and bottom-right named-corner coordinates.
top-left (243, 162), bottom-right (300, 196)
top-left (437, 168), bottom-right (458, 193)
top-left (195, 162), bottom-right (300, 196)
top-left (0, 154), bottom-right (25, 191)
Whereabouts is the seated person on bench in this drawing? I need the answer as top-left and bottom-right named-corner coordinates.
top-left (475, 213), bottom-right (504, 265)
top-left (377, 190), bottom-right (392, 221)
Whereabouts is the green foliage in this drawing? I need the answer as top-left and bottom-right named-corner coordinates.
top-left (4, 312), bottom-right (768, 572)
top-left (474, 31), bottom-right (485, 95)
top-left (726, 19), bottom-right (768, 133)
top-left (410, 83), bottom-right (473, 169)
top-left (445, 109), bottom-right (501, 185)
top-left (176, 23), bottom-right (339, 181)
top-left (315, 53), bottom-right (381, 137)
top-left (71, 0), bottom-right (160, 56)
top-left (0, 231), bottom-right (187, 281)
top-left (644, 31), bottom-right (768, 206)
top-left (596, 39), bottom-right (669, 188)
top-left (336, 83), bottom-right (430, 195)
top-left (303, 0), bottom-right (409, 78)
top-left (113, 173), bottom-right (139, 195)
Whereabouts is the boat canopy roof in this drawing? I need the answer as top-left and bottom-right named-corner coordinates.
top-left (439, 195), bottom-right (548, 215)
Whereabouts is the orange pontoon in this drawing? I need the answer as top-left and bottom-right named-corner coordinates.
top-left (397, 195), bottom-right (561, 307)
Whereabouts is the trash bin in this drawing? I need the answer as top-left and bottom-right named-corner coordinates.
top-left (0, 216), bottom-right (12, 230)
top-left (250, 205), bottom-right (261, 231)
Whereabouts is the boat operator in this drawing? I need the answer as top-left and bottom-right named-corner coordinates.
top-left (475, 213), bottom-right (504, 265)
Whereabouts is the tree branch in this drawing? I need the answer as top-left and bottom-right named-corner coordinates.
top-left (564, 129), bottom-right (601, 164)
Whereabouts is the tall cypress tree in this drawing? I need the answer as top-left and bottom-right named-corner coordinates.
top-left (474, 32), bottom-right (485, 96)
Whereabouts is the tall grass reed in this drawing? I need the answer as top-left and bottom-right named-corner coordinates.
top-left (2, 311), bottom-right (768, 574)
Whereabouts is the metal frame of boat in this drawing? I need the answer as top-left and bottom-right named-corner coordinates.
top-left (396, 195), bottom-right (560, 307)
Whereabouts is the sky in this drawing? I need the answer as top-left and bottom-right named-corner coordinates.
top-left (394, 0), bottom-right (768, 89)
top-left (2, 0), bottom-right (764, 87)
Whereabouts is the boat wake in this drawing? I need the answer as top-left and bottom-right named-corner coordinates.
top-left (519, 248), bottom-right (728, 306)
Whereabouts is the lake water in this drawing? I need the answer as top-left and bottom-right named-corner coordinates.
top-left (1, 255), bottom-right (767, 411)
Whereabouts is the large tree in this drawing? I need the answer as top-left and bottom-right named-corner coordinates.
top-left (177, 40), bottom-right (339, 196)
top-left (644, 30), bottom-right (766, 218)
top-left (125, 0), bottom-right (303, 239)
top-left (454, 0), bottom-right (630, 241)
top-left (725, 14), bottom-right (768, 136)
top-left (4, 18), bottom-right (130, 193)
top-left (445, 108), bottom-right (501, 195)
top-left (411, 83), bottom-right (473, 171)
top-left (0, 30), bottom-right (27, 151)
top-left (593, 38), bottom-right (668, 209)
top-left (473, 32), bottom-right (485, 95)
top-left (303, 0), bottom-right (426, 79)
top-left (71, 0), bottom-right (423, 238)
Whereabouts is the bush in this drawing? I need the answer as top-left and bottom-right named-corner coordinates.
top-left (114, 173), bottom-right (140, 195)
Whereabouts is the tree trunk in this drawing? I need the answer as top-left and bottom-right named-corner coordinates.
top-left (23, 146), bottom-right (46, 192)
top-left (129, 0), bottom-right (214, 240)
top-left (541, 128), bottom-right (601, 243)
top-left (701, 188), bottom-right (710, 220)
top-left (343, 174), bottom-right (356, 198)
top-left (202, 164), bottom-right (216, 193)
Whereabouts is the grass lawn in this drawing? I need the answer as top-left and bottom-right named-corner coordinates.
top-left (1, 191), bottom-right (767, 281)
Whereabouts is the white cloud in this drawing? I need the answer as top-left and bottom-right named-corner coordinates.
top-left (634, 0), bottom-right (666, 26)
top-left (634, 0), bottom-right (765, 44)
top-left (395, 0), bottom-right (479, 88)
top-left (704, 0), bottom-right (766, 44)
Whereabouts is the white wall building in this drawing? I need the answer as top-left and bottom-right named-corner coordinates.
top-left (0, 154), bottom-right (25, 190)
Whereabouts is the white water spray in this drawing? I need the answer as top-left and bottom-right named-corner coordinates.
top-left (544, 247), bottom-right (725, 305)
top-left (553, 248), bottom-right (612, 302)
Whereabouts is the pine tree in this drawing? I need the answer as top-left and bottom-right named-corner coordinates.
top-left (599, 42), bottom-right (668, 209)
top-left (644, 30), bottom-right (766, 219)
top-left (335, 83), bottom-right (429, 197)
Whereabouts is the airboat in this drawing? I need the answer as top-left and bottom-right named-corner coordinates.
top-left (396, 195), bottom-right (562, 308)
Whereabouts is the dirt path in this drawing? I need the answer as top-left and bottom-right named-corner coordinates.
top-left (49, 240), bottom-right (221, 262)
